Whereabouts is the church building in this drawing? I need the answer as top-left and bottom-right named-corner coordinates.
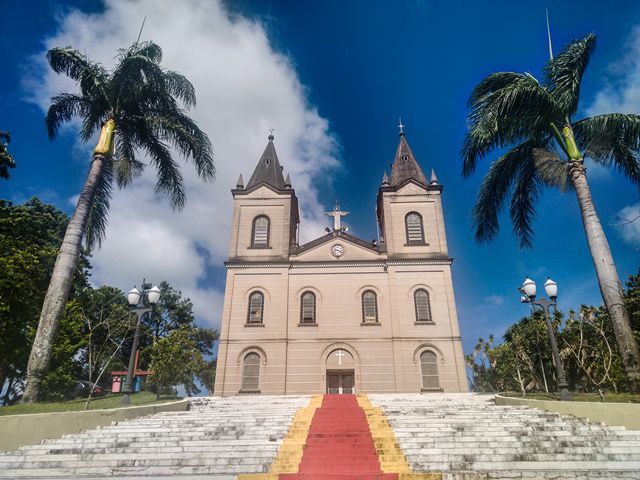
top-left (213, 129), bottom-right (468, 395)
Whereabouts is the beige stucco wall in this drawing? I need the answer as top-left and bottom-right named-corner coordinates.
top-left (495, 395), bottom-right (640, 430)
top-left (214, 177), bottom-right (468, 396)
top-left (0, 399), bottom-right (189, 452)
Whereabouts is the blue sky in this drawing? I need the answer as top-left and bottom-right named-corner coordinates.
top-left (2, 0), bottom-right (640, 357)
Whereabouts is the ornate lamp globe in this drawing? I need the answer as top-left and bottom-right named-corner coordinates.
top-left (147, 285), bottom-right (161, 304)
top-left (544, 278), bottom-right (558, 299)
top-left (522, 278), bottom-right (537, 299)
top-left (127, 287), bottom-right (141, 306)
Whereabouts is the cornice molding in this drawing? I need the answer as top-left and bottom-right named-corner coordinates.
top-left (225, 258), bottom-right (453, 269)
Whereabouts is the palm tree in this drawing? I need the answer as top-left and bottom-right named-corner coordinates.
top-left (462, 34), bottom-right (640, 391)
top-left (22, 41), bottom-right (214, 403)
top-left (0, 131), bottom-right (15, 179)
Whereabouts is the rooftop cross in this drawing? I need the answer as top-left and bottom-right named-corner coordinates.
top-left (398, 117), bottom-right (405, 135)
top-left (325, 201), bottom-right (349, 230)
top-left (268, 127), bottom-right (275, 140)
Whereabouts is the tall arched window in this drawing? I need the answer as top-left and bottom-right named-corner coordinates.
top-left (247, 291), bottom-right (264, 324)
top-left (251, 215), bottom-right (270, 247)
top-left (405, 212), bottom-right (425, 245)
top-left (241, 352), bottom-right (261, 391)
top-left (300, 291), bottom-right (316, 324)
top-left (420, 351), bottom-right (440, 390)
top-left (414, 289), bottom-right (432, 323)
top-left (362, 290), bottom-right (378, 323)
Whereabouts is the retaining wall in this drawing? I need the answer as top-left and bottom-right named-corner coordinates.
top-left (0, 399), bottom-right (189, 451)
top-left (495, 394), bottom-right (640, 430)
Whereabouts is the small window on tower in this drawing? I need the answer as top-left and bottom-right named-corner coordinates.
top-left (402, 155), bottom-right (409, 161)
top-left (251, 215), bottom-right (270, 247)
top-left (361, 290), bottom-right (378, 323)
top-left (247, 291), bottom-right (264, 324)
top-left (300, 291), bottom-right (316, 324)
top-left (405, 212), bottom-right (425, 245)
top-left (414, 289), bottom-right (433, 323)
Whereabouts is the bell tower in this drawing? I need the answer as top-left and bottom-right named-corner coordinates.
top-left (228, 134), bottom-right (299, 261)
top-left (376, 128), bottom-right (448, 259)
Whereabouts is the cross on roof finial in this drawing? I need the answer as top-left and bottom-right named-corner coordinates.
top-left (398, 117), bottom-right (405, 135)
top-left (268, 127), bottom-right (275, 140)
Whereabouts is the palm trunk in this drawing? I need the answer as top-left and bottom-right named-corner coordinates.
top-left (21, 154), bottom-right (106, 403)
top-left (571, 161), bottom-right (640, 391)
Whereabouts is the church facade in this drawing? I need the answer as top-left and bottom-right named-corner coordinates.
top-left (213, 130), bottom-right (467, 396)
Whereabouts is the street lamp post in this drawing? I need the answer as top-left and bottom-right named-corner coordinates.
top-left (519, 277), bottom-right (572, 401)
top-left (121, 281), bottom-right (161, 406)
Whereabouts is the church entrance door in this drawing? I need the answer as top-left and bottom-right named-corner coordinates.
top-left (326, 370), bottom-right (354, 394)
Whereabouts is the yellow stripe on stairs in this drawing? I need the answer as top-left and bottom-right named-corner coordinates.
top-left (237, 395), bottom-right (323, 480)
top-left (357, 394), bottom-right (443, 480)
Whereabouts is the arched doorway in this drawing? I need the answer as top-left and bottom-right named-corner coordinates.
top-left (326, 349), bottom-right (355, 394)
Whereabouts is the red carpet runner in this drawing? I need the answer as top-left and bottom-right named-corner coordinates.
top-left (279, 394), bottom-right (398, 480)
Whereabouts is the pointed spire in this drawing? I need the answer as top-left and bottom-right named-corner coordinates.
top-left (389, 128), bottom-right (427, 187)
top-left (430, 169), bottom-right (439, 185)
top-left (284, 173), bottom-right (292, 189)
top-left (246, 133), bottom-right (286, 190)
top-left (236, 173), bottom-right (244, 189)
top-left (382, 170), bottom-right (389, 186)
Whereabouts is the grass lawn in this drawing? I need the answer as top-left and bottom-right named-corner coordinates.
top-left (501, 392), bottom-right (640, 403)
top-left (0, 392), bottom-right (182, 416)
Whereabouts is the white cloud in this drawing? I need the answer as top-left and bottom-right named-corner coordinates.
top-left (26, 0), bottom-right (340, 330)
top-left (586, 26), bottom-right (640, 116)
top-left (616, 202), bottom-right (640, 246)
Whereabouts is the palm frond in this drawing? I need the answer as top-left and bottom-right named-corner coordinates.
top-left (45, 93), bottom-right (90, 139)
top-left (463, 73), bottom-right (562, 176)
top-left (573, 113), bottom-right (640, 185)
top-left (146, 112), bottom-right (214, 181)
top-left (532, 147), bottom-right (572, 191)
top-left (472, 140), bottom-right (535, 243)
top-left (84, 158), bottom-right (113, 249)
top-left (112, 124), bottom-right (144, 187)
top-left (47, 47), bottom-right (109, 101)
top-left (0, 130), bottom-right (15, 180)
top-left (509, 152), bottom-right (541, 249)
top-left (137, 126), bottom-right (186, 209)
top-left (544, 34), bottom-right (596, 118)
top-left (163, 71), bottom-right (196, 108)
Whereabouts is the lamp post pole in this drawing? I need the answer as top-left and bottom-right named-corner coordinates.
top-left (520, 278), bottom-right (572, 401)
top-left (121, 281), bottom-right (161, 406)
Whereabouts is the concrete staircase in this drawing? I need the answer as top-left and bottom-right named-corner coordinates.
top-left (368, 393), bottom-right (640, 479)
top-left (0, 395), bottom-right (311, 479)
top-left (1, 393), bottom-right (640, 479)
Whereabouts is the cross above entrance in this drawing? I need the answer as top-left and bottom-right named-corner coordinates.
top-left (334, 350), bottom-right (346, 365)
top-left (325, 202), bottom-right (349, 231)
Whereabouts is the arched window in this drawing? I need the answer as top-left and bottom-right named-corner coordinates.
top-left (251, 215), bottom-right (270, 247)
top-left (414, 289), bottom-right (432, 323)
top-left (420, 351), bottom-right (440, 390)
top-left (247, 291), bottom-right (264, 324)
top-left (362, 290), bottom-right (378, 323)
top-left (241, 352), bottom-right (261, 391)
top-left (300, 291), bottom-right (316, 324)
top-left (405, 212), bottom-right (425, 245)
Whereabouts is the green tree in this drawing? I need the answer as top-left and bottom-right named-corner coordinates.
top-left (148, 326), bottom-right (205, 398)
top-left (0, 131), bottom-right (15, 179)
top-left (65, 286), bottom-right (135, 404)
top-left (23, 40), bottom-right (215, 402)
top-left (0, 198), bottom-right (89, 404)
top-left (463, 34), bottom-right (640, 390)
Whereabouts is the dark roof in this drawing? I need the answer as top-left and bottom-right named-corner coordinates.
top-left (246, 135), bottom-right (286, 189)
top-left (389, 133), bottom-right (427, 187)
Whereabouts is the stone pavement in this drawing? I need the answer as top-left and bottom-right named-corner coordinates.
top-left (0, 393), bottom-right (638, 479)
